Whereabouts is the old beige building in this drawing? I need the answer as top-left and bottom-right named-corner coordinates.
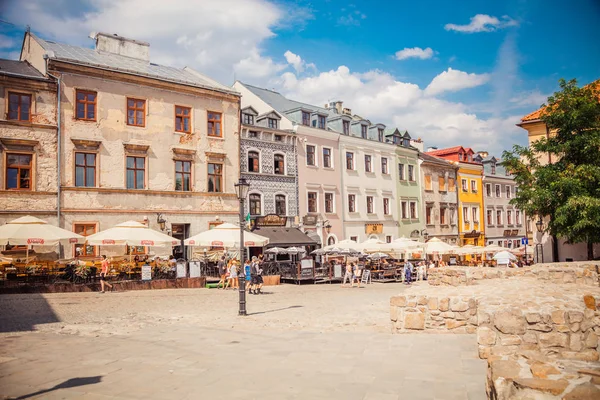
top-left (12, 32), bottom-right (241, 258)
top-left (0, 59), bottom-right (58, 226)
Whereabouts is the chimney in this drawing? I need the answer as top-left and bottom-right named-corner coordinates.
top-left (342, 107), bottom-right (352, 115)
top-left (95, 32), bottom-right (150, 62)
top-left (328, 101), bottom-right (343, 114)
top-left (427, 146), bottom-right (438, 152)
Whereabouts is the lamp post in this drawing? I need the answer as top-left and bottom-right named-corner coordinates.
top-left (535, 216), bottom-right (544, 263)
top-left (157, 213), bottom-right (166, 231)
top-left (234, 178), bottom-right (250, 316)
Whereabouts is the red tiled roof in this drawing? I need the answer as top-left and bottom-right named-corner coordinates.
top-left (426, 146), bottom-right (464, 156)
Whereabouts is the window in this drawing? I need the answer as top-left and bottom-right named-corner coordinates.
top-left (208, 112), bottom-right (222, 136)
top-left (439, 176), bottom-right (446, 191)
top-left (378, 128), bottom-right (384, 142)
top-left (339, 120), bottom-right (348, 136)
top-left (491, 164), bottom-right (496, 175)
top-left (487, 210), bottom-right (493, 225)
top-left (175, 160), bottom-right (191, 191)
top-left (307, 192), bottom-right (317, 213)
top-left (302, 111), bottom-right (310, 126)
top-left (506, 185), bottom-right (511, 198)
top-left (8, 92), bottom-right (31, 121)
top-left (306, 145), bottom-right (316, 166)
top-left (248, 151), bottom-right (259, 172)
top-left (74, 224), bottom-right (97, 257)
top-left (458, 152), bottom-right (463, 161)
top-left (361, 125), bottom-right (367, 138)
top-left (471, 180), bottom-right (477, 192)
top-left (275, 195), bottom-right (286, 215)
top-left (126, 156), bottom-right (145, 189)
top-left (401, 201), bottom-right (408, 219)
top-left (350, 236), bottom-right (358, 242)
top-left (449, 209), bottom-right (456, 225)
top-left (274, 154), bottom-right (285, 175)
top-left (381, 157), bottom-right (388, 174)
top-left (440, 206), bottom-right (447, 225)
top-left (249, 194), bottom-right (262, 216)
top-left (318, 116), bottom-right (326, 129)
top-left (127, 98), bottom-right (145, 127)
top-left (325, 193), bottom-right (334, 213)
top-left (175, 105), bottom-right (191, 133)
top-left (496, 210), bottom-right (503, 225)
top-left (448, 177), bottom-right (456, 192)
top-left (6, 153), bottom-right (32, 190)
top-left (323, 148), bottom-right (331, 168)
top-left (424, 175), bottom-right (432, 191)
top-left (463, 207), bottom-right (469, 222)
top-left (75, 152), bottom-right (96, 187)
top-left (409, 201), bottom-right (417, 219)
top-left (398, 163), bottom-right (405, 180)
top-left (383, 198), bottom-right (390, 215)
top-left (75, 90), bottom-right (97, 121)
top-left (386, 235), bottom-right (392, 243)
top-left (327, 236), bottom-right (336, 246)
top-left (348, 194), bottom-right (356, 212)
top-left (495, 184), bottom-right (501, 197)
top-left (472, 207), bottom-right (478, 223)
top-left (461, 179), bottom-right (468, 192)
top-left (248, 131), bottom-right (259, 139)
top-left (346, 152), bottom-right (354, 170)
top-left (207, 163), bottom-right (222, 192)
top-left (364, 155), bottom-right (372, 172)
top-left (507, 210), bottom-right (513, 225)
top-left (486, 184), bottom-right (491, 197)
top-left (408, 165), bottom-right (415, 181)
top-left (426, 205), bottom-right (433, 225)
top-left (268, 118), bottom-right (277, 129)
top-left (242, 113), bottom-right (254, 125)
top-left (516, 210), bottom-right (521, 225)
top-left (274, 135), bottom-right (282, 142)
top-left (366, 196), bottom-right (374, 214)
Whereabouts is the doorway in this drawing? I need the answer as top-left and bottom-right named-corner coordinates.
top-left (171, 224), bottom-right (190, 260)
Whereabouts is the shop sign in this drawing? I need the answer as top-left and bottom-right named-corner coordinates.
top-left (211, 240), bottom-right (224, 246)
top-left (141, 240), bottom-right (154, 246)
top-left (27, 238), bottom-right (44, 244)
top-left (463, 230), bottom-right (480, 239)
top-left (302, 215), bottom-right (318, 226)
top-left (102, 239), bottom-right (116, 245)
top-left (141, 264), bottom-right (152, 281)
top-left (188, 239), bottom-right (196, 245)
top-left (365, 223), bottom-right (383, 234)
top-left (255, 214), bottom-right (288, 227)
top-left (69, 238), bottom-right (78, 243)
top-left (244, 241), bottom-right (255, 246)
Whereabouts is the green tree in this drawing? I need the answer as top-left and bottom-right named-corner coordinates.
top-left (503, 78), bottom-right (600, 260)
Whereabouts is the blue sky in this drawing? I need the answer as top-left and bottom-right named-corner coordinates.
top-left (1, 0), bottom-right (599, 155)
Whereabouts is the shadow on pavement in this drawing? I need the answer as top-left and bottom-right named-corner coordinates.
top-left (0, 293), bottom-right (60, 333)
top-left (248, 305), bottom-right (303, 316)
top-left (15, 376), bottom-right (103, 399)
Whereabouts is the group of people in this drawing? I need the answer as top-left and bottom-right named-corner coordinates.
top-left (402, 260), bottom-right (434, 285)
top-left (342, 262), bottom-right (364, 288)
top-left (217, 255), bottom-right (264, 294)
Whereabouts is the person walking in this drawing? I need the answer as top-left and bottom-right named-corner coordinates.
top-left (251, 256), bottom-right (264, 294)
top-left (217, 256), bottom-right (227, 289)
top-left (342, 262), bottom-right (353, 287)
top-left (244, 259), bottom-right (252, 293)
top-left (351, 263), bottom-right (362, 288)
top-left (227, 260), bottom-right (238, 289)
top-left (100, 255), bottom-right (114, 293)
top-left (404, 260), bottom-right (413, 285)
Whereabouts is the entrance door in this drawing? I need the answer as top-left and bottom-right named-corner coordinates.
top-left (171, 224), bottom-right (190, 260)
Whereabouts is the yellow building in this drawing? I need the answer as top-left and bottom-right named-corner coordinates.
top-left (426, 146), bottom-right (485, 246)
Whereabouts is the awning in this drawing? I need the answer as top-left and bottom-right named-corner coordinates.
top-left (252, 227), bottom-right (318, 248)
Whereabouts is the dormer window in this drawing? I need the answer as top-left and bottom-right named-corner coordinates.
top-left (468, 155), bottom-right (472, 162)
top-left (318, 116), bottom-right (326, 129)
top-left (343, 120), bottom-right (350, 135)
top-left (268, 118), bottom-right (277, 129)
top-left (243, 113), bottom-right (254, 125)
top-left (302, 111), bottom-right (310, 126)
top-left (491, 163), bottom-right (496, 175)
top-left (378, 128), bottom-right (384, 142)
top-left (361, 125), bottom-right (367, 139)
top-left (458, 153), bottom-right (463, 161)
top-left (393, 136), bottom-right (400, 145)
top-left (403, 139), bottom-right (410, 147)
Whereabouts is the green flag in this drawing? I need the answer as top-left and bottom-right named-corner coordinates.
top-left (245, 213), bottom-right (251, 222)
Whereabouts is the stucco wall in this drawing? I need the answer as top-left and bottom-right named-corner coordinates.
top-left (396, 148), bottom-right (423, 238)
top-left (419, 160), bottom-right (459, 242)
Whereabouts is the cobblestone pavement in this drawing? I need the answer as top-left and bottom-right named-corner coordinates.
top-left (0, 282), bottom-right (486, 399)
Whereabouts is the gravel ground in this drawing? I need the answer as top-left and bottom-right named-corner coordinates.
top-left (0, 281), bottom-right (412, 336)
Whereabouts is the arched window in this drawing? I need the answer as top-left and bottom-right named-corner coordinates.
top-left (249, 193), bottom-right (261, 216)
top-left (248, 151), bottom-right (259, 172)
top-left (274, 154), bottom-right (285, 175)
top-left (327, 236), bottom-right (336, 246)
top-left (275, 194), bottom-right (286, 216)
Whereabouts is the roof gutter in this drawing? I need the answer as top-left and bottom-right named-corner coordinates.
top-left (0, 71), bottom-right (52, 82)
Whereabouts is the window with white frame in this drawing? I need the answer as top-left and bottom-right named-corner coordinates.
top-left (470, 180), bottom-right (477, 192)
top-left (408, 165), bottom-right (415, 181)
top-left (506, 185), bottom-right (511, 198)
top-left (386, 235), bottom-right (392, 243)
top-left (409, 201), bottom-right (417, 219)
top-left (449, 208), bottom-right (456, 225)
top-left (487, 209), bottom-right (493, 225)
top-left (495, 184), bottom-right (501, 197)
top-left (325, 192), bottom-right (334, 214)
top-left (307, 192), bottom-right (318, 213)
top-left (381, 157), bottom-right (389, 174)
top-left (461, 179), bottom-right (468, 192)
top-left (401, 201), bottom-right (408, 219)
top-left (398, 163), bottom-right (405, 180)
top-left (486, 183), bottom-right (491, 197)
top-left (383, 198), bottom-right (390, 215)
top-left (274, 154), bottom-right (285, 175)
top-left (248, 150), bottom-right (259, 173)
top-left (346, 152), bottom-right (355, 170)
top-left (516, 210), bottom-right (521, 225)
top-left (472, 207), bottom-right (478, 223)
top-left (463, 207), bottom-right (469, 222)
top-left (507, 210), bottom-right (513, 225)
top-left (322, 147), bottom-right (332, 168)
top-left (364, 155), bottom-right (372, 173)
top-left (366, 196), bottom-right (374, 214)
top-left (306, 145), bottom-right (316, 166)
top-left (496, 210), bottom-right (503, 225)
top-left (348, 194), bottom-right (356, 213)
top-left (350, 236), bottom-right (358, 242)
top-left (249, 193), bottom-right (262, 216)
top-left (275, 194), bottom-right (286, 216)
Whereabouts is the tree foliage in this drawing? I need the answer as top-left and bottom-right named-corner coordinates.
top-left (502, 78), bottom-right (600, 259)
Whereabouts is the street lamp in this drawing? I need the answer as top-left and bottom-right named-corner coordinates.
top-left (157, 213), bottom-right (166, 231)
top-left (325, 222), bottom-right (332, 234)
top-left (234, 178), bottom-right (251, 316)
top-left (536, 216), bottom-right (544, 233)
top-left (421, 229), bottom-right (429, 242)
top-left (535, 216), bottom-right (545, 264)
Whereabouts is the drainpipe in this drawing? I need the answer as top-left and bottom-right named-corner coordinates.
top-left (45, 55), bottom-right (61, 228)
top-left (338, 133), bottom-right (345, 240)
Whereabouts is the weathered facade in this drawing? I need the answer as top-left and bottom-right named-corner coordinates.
top-left (18, 32), bottom-right (241, 258)
top-left (418, 152), bottom-right (459, 244)
top-left (240, 106), bottom-right (298, 219)
top-left (0, 59), bottom-right (58, 226)
top-left (481, 156), bottom-right (525, 250)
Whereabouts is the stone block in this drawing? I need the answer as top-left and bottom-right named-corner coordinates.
top-left (440, 311), bottom-right (455, 318)
top-left (466, 325), bottom-right (477, 334)
top-left (430, 310), bottom-right (441, 316)
top-left (539, 332), bottom-right (569, 348)
top-left (584, 295), bottom-right (597, 310)
top-left (455, 312), bottom-right (469, 321)
top-left (513, 378), bottom-right (569, 396)
top-left (417, 296), bottom-right (428, 305)
top-left (446, 320), bottom-right (467, 330)
top-left (494, 311), bottom-right (527, 335)
top-left (585, 308), bottom-right (595, 319)
top-left (491, 345), bottom-right (519, 357)
top-left (479, 345), bottom-right (491, 359)
top-left (439, 298), bottom-right (449, 312)
top-left (569, 332), bottom-right (583, 351)
top-left (478, 327), bottom-right (497, 346)
top-left (468, 316), bottom-right (478, 325)
top-left (490, 359), bottom-right (521, 381)
top-left (523, 331), bottom-right (538, 344)
top-left (556, 324), bottom-right (571, 333)
top-left (390, 306), bottom-right (398, 322)
top-left (407, 297), bottom-right (417, 307)
top-left (478, 311), bottom-right (491, 325)
top-left (450, 298), bottom-right (468, 312)
top-left (525, 312), bottom-right (541, 324)
top-left (568, 311), bottom-right (584, 323)
top-left (500, 335), bottom-right (522, 346)
top-left (390, 296), bottom-right (407, 307)
top-left (563, 383), bottom-right (600, 400)
top-left (584, 331), bottom-right (598, 348)
top-left (581, 319), bottom-right (594, 332)
top-left (427, 297), bottom-right (438, 310)
top-left (560, 350), bottom-right (599, 361)
top-left (551, 310), bottom-right (567, 325)
top-left (570, 322), bottom-right (580, 332)
top-left (404, 312), bottom-right (425, 330)
top-left (528, 323), bottom-right (553, 332)
top-left (530, 362), bottom-right (560, 379)
top-left (468, 298), bottom-right (477, 310)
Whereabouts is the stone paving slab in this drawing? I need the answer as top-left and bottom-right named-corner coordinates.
top-left (0, 326), bottom-right (486, 400)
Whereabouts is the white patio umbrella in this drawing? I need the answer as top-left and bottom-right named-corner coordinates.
top-left (310, 248), bottom-right (327, 255)
top-left (359, 238), bottom-right (386, 252)
top-left (0, 216), bottom-right (85, 246)
top-left (85, 221), bottom-right (179, 247)
top-left (511, 245), bottom-right (534, 254)
top-left (455, 245), bottom-right (485, 255)
top-left (285, 246), bottom-right (306, 254)
top-left (493, 250), bottom-right (517, 265)
top-left (424, 238), bottom-right (455, 254)
top-left (482, 244), bottom-right (505, 253)
top-left (324, 239), bottom-right (362, 251)
top-left (264, 247), bottom-right (287, 254)
top-left (368, 252), bottom-right (389, 260)
top-left (184, 222), bottom-right (269, 248)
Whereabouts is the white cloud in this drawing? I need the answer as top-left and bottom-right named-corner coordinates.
top-left (337, 9), bottom-right (367, 26)
top-left (425, 68), bottom-right (490, 96)
top-left (509, 90), bottom-right (548, 108)
top-left (0, 34), bottom-right (15, 49)
top-left (394, 47), bottom-right (435, 61)
top-left (233, 49), bottom-right (286, 80)
top-left (445, 14), bottom-right (518, 33)
top-left (283, 50), bottom-right (315, 73)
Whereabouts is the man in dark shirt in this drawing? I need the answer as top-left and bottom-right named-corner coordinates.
top-left (217, 256), bottom-right (227, 289)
